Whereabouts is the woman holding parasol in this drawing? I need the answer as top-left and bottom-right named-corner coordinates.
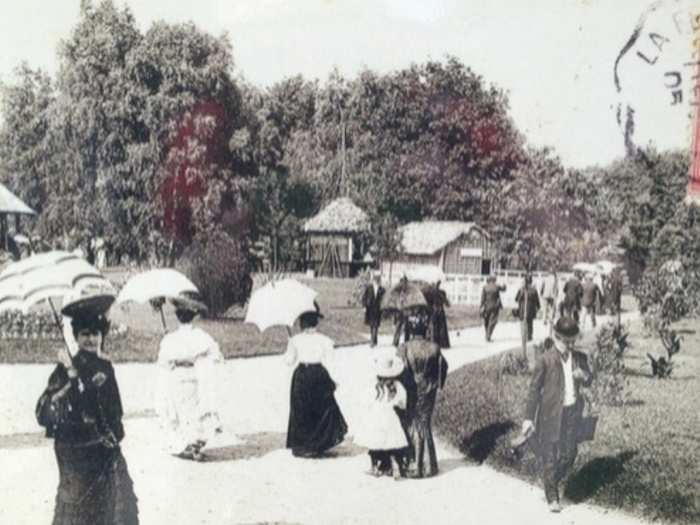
top-left (285, 304), bottom-right (348, 457)
top-left (154, 293), bottom-right (224, 461)
top-left (35, 291), bottom-right (139, 525)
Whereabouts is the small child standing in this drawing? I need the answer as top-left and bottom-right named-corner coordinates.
top-left (354, 349), bottom-right (408, 480)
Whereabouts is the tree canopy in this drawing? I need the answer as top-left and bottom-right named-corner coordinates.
top-left (2, 0), bottom-right (692, 280)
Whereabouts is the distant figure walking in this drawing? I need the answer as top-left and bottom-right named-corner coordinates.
top-left (354, 349), bottom-right (408, 480)
top-left (607, 268), bottom-right (624, 316)
top-left (515, 275), bottom-right (540, 342)
top-left (285, 309), bottom-right (347, 457)
top-left (540, 271), bottom-right (559, 325)
top-left (362, 272), bottom-right (385, 347)
top-left (428, 280), bottom-right (451, 349)
top-left (561, 271), bottom-right (583, 323)
top-left (580, 274), bottom-right (602, 330)
top-left (480, 276), bottom-right (503, 342)
top-left (398, 322), bottom-right (448, 478)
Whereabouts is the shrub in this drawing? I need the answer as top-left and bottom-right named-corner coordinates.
top-left (586, 322), bottom-right (629, 408)
top-left (648, 328), bottom-right (682, 378)
top-left (177, 229), bottom-right (252, 317)
top-left (635, 261), bottom-right (692, 333)
top-left (499, 352), bottom-right (529, 376)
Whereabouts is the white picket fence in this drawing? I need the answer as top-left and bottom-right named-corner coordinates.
top-left (385, 269), bottom-right (574, 308)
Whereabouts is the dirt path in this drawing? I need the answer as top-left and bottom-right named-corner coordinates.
top-left (0, 314), bottom-right (647, 525)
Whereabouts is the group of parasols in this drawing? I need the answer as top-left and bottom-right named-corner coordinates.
top-left (0, 251), bottom-right (229, 525)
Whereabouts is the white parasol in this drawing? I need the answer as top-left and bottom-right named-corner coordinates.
top-left (244, 278), bottom-right (318, 334)
top-left (116, 268), bottom-right (200, 331)
top-left (0, 251), bottom-right (113, 315)
top-left (0, 250), bottom-right (115, 358)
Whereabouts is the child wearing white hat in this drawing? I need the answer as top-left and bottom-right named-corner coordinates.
top-left (354, 348), bottom-right (408, 479)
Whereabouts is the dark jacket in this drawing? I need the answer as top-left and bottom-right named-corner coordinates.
top-left (36, 350), bottom-right (125, 446)
top-left (581, 281), bottom-right (601, 307)
top-left (480, 282), bottom-right (503, 311)
top-left (362, 284), bottom-right (385, 325)
top-left (525, 348), bottom-right (592, 444)
top-left (515, 285), bottom-right (540, 321)
top-left (563, 277), bottom-right (583, 309)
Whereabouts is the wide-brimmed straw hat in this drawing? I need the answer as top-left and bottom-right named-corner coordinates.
top-left (372, 348), bottom-right (405, 378)
top-left (61, 284), bottom-right (116, 318)
top-left (170, 291), bottom-right (208, 314)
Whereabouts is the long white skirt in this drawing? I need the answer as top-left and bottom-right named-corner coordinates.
top-left (156, 367), bottom-right (219, 455)
top-left (353, 402), bottom-right (408, 451)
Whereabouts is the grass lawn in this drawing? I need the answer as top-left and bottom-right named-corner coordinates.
top-left (433, 317), bottom-right (700, 524)
top-left (0, 276), bottom-right (482, 364)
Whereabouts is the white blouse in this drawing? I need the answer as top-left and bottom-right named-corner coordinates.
top-left (284, 329), bottom-right (334, 367)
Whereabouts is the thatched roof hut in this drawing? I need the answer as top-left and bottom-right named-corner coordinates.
top-left (303, 198), bottom-right (371, 277)
top-left (303, 197), bottom-right (370, 233)
top-left (0, 183), bottom-right (35, 253)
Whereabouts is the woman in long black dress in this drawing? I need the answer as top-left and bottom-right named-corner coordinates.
top-left (36, 308), bottom-right (139, 525)
top-left (285, 310), bottom-right (347, 457)
top-left (428, 281), bottom-right (451, 349)
top-left (398, 322), bottom-right (448, 478)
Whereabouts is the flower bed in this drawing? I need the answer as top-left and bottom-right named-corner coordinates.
top-left (0, 310), bottom-right (128, 340)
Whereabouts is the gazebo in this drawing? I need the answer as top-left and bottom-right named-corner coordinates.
top-left (0, 183), bottom-right (35, 253)
top-left (303, 197), bottom-right (370, 277)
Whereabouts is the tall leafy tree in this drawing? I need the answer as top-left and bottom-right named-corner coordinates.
top-left (46, 0), bottom-right (142, 259)
top-left (598, 148), bottom-right (688, 282)
top-left (0, 64), bottom-right (55, 216)
top-left (232, 76), bottom-right (319, 271)
top-left (495, 147), bottom-right (604, 271)
top-left (127, 20), bottom-right (245, 263)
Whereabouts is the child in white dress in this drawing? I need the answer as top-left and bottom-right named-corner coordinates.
top-left (354, 349), bottom-right (408, 480)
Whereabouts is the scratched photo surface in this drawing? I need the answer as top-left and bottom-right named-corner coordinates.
top-left (0, 1), bottom-right (698, 525)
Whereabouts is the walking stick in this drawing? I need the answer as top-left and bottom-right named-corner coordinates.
top-left (159, 305), bottom-right (168, 333)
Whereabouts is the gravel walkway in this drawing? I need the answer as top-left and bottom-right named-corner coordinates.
top-left (0, 314), bottom-right (648, 524)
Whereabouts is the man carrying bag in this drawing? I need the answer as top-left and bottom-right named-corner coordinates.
top-left (521, 317), bottom-right (593, 513)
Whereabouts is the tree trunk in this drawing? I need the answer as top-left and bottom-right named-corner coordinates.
top-left (521, 275), bottom-right (529, 362)
top-left (272, 232), bottom-right (278, 274)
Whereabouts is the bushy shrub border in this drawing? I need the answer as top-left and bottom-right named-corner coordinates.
top-left (434, 329), bottom-right (700, 524)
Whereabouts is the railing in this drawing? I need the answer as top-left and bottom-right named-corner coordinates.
top-left (441, 271), bottom-right (575, 307)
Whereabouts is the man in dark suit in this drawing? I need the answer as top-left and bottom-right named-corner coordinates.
top-left (581, 274), bottom-right (602, 330)
top-left (362, 272), bottom-right (385, 347)
top-left (561, 271), bottom-right (584, 323)
top-left (522, 317), bottom-right (593, 513)
top-left (515, 275), bottom-right (540, 342)
top-left (480, 276), bottom-right (503, 342)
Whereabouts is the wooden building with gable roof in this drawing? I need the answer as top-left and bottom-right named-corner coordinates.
top-left (382, 220), bottom-right (494, 281)
top-left (303, 197), bottom-right (371, 277)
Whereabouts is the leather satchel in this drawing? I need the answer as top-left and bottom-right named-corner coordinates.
top-left (577, 415), bottom-right (598, 442)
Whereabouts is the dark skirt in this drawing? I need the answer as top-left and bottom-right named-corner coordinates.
top-left (286, 363), bottom-right (347, 454)
top-left (431, 310), bottom-right (451, 349)
top-left (52, 441), bottom-right (139, 525)
top-left (405, 385), bottom-right (439, 478)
